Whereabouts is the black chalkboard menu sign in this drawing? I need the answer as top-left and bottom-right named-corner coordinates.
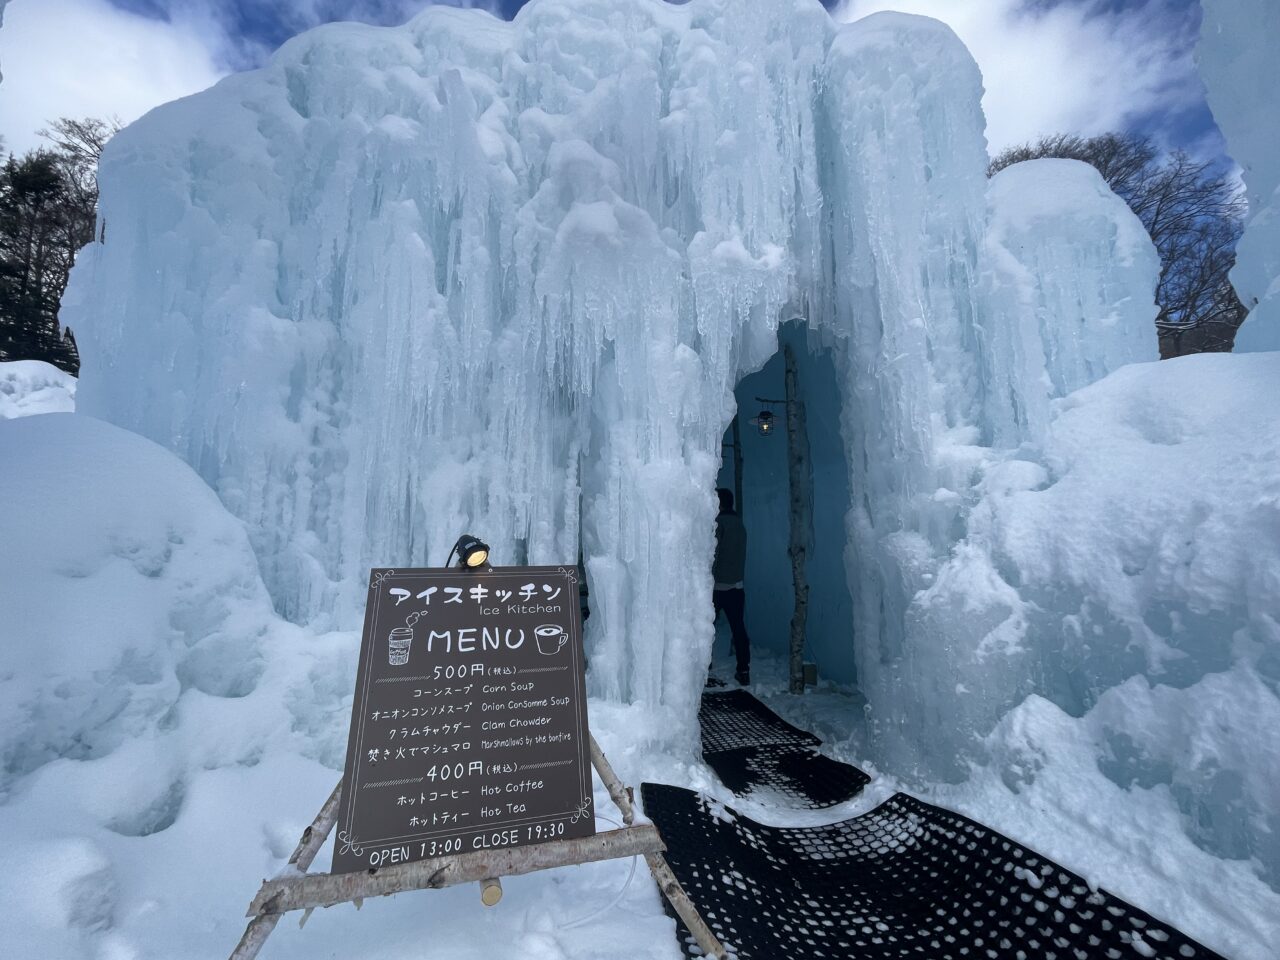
top-left (331, 565), bottom-right (594, 875)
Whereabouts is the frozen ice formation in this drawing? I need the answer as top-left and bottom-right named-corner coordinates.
top-left (64, 0), bottom-right (1158, 764)
top-left (0, 0), bottom-right (8, 84)
top-left (1199, 0), bottom-right (1280, 352)
top-left (981, 159), bottom-right (1159, 445)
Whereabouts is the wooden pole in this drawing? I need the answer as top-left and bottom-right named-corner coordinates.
top-left (248, 826), bottom-right (664, 915)
top-left (229, 781), bottom-right (342, 960)
top-left (228, 741), bottom-right (727, 960)
top-left (784, 343), bottom-right (811, 695)
top-left (589, 736), bottom-right (729, 960)
top-left (731, 414), bottom-right (744, 524)
top-left (480, 877), bottom-right (503, 906)
top-left (590, 735), bottom-right (636, 825)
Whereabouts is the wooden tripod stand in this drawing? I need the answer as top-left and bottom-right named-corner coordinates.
top-left (229, 734), bottom-right (726, 959)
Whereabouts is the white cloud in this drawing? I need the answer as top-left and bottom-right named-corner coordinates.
top-left (0, 0), bottom-right (1203, 161)
top-left (836, 0), bottom-right (1202, 155)
top-left (0, 0), bottom-right (228, 156)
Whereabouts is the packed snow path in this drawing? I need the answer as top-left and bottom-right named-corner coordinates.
top-left (640, 690), bottom-right (1226, 960)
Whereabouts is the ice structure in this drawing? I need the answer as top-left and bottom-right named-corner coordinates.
top-left (1199, 0), bottom-right (1280, 352)
top-left (980, 159), bottom-right (1159, 445)
top-left (65, 0), bottom-right (1157, 738)
top-left (0, 0), bottom-right (9, 83)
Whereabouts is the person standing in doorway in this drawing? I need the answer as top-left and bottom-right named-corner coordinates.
top-left (713, 488), bottom-right (751, 685)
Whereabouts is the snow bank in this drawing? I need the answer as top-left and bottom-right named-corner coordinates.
top-left (1199, 0), bottom-right (1280, 351)
top-left (0, 414), bottom-right (274, 793)
top-left (894, 351), bottom-right (1280, 890)
top-left (951, 693), bottom-right (1280, 960)
top-left (988, 353), bottom-right (1280, 885)
top-left (0, 413), bottom-right (277, 956)
top-left (0, 415), bottom-right (689, 958)
top-left (752, 652), bottom-right (1280, 960)
top-left (0, 360), bottom-right (77, 418)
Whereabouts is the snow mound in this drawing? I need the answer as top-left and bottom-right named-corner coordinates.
top-left (0, 414), bottom-right (687, 959)
top-left (956, 693), bottom-right (1280, 960)
top-left (0, 360), bottom-right (77, 418)
top-left (897, 351), bottom-right (1280, 888)
top-left (1199, 0), bottom-right (1280, 351)
top-left (0, 414), bottom-right (274, 792)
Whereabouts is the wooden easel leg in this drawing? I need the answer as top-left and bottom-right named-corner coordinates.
top-left (590, 737), bottom-right (728, 960)
top-left (228, 781), bottom-right (342, 960)
top-left (231, 743), bottom-right (726, 960)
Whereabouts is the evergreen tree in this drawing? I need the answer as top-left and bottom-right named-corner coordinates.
top-left (0, 117), bottom-right (119, 375)
top-left (0, 151), bottom-right (79, 370)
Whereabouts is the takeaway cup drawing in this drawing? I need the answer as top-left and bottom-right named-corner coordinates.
top-left (388, 626), bottom-right (413, 666)
top-left (535, 624), bottom-right (568, 656)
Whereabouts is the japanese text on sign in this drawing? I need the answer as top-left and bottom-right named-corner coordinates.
top-left (331, 565), bottom-right (594, 875)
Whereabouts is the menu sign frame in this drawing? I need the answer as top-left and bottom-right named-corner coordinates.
top-left (331, 565), bottom-right (594, 875)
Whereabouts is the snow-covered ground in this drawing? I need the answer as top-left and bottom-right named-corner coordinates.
top-left (0, 360), bottom-right (76, 418)
top-left (745, 652), bottom-right (1280, 960)
top-left (0, 411), bottom-right (691, 960)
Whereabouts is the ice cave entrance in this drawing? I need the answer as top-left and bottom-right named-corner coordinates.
top-left (716, 321), bottom-right (857, 689)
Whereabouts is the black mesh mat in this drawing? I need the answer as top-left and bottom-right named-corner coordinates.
top-left (641, 783), bottom-right (1226, 960)
top-left (699, 690), bottom-right (868, 808)
top-left (700, 690), bottom-right (820, 753)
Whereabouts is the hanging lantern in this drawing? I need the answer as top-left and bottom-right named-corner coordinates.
top-left (750, 409), bottom-right (776, 437)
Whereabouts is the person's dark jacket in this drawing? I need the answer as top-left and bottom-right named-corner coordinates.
top-left (713, 510), bottom-right (747, 585)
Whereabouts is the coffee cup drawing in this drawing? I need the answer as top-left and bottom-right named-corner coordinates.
top-left (388, 626), bottom-right (413, 666)
top-left (535, 624), bottom-right (568, 656)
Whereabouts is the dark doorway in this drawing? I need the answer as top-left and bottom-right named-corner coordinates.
top-left (716, 322), bottom-right (857, 687)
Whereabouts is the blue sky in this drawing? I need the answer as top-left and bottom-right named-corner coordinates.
top-left (0, 0), bottom-right (1227, 167)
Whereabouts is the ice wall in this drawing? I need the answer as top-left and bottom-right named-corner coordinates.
top-left (0, 0), bottom-right (8, 83)
top-left (981, 160), bottom-right (1159, 445)
top-left (65, 0), bottom-right (1157, 747)
top-left (56, 0), bottom-right (889, 725)
top-left (1199, 0), bottom-right (1280, 352)
top-left (820, 13), bottom-right (991, 702)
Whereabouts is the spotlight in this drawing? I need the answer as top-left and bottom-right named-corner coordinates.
top-left (447, 533), bottom-right (491, 570)
top-left (750, 409), bottom-right (775, 437)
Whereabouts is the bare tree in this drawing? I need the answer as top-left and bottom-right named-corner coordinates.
top-left (39, 116), bottom-right (121, 248)
top-left (990, 133), bottom-right (1248, 357)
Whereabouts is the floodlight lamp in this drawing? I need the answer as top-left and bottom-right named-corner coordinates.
top-left (450, 533), bottom-right (491, 570)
